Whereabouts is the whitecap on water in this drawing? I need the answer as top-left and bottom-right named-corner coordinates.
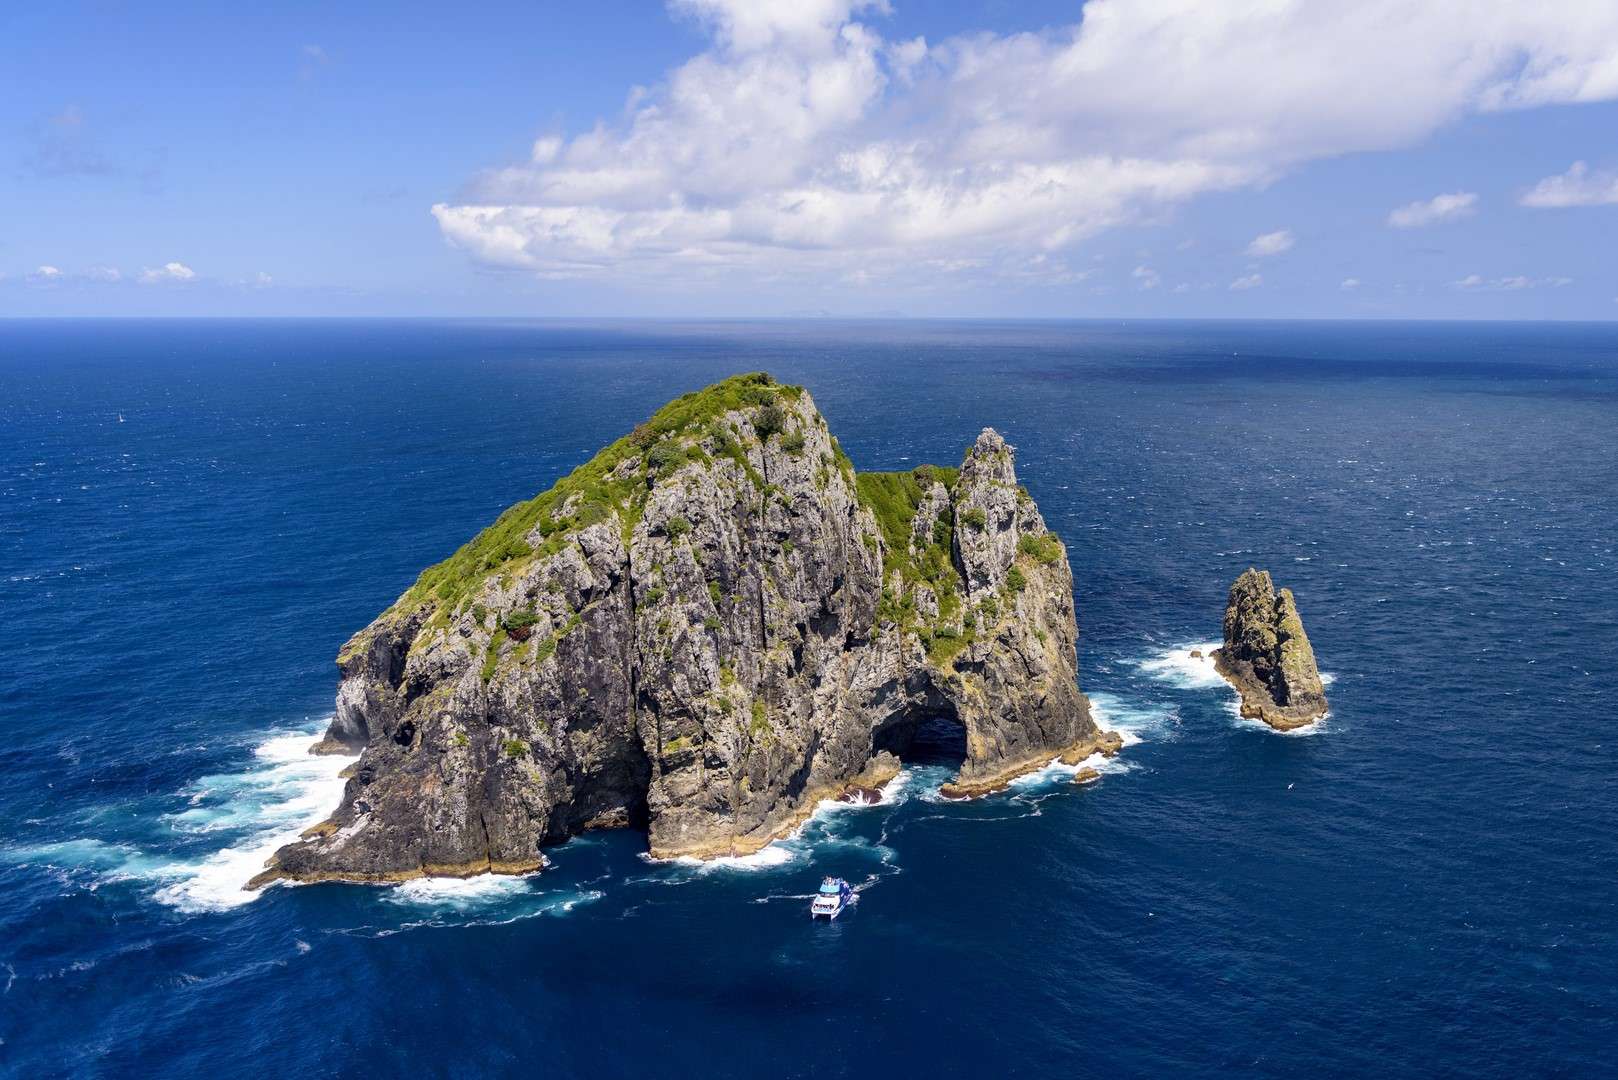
top-left (38, 681), bottom-right (1204, 911)
top-left (1135, 642), bottom-right (1226, 689)
top-left (383, 873), bottom-right (539, 910)
top-left (900, 764), bottom-right (964, 804)
top-left (1004, 744), bottom-right (1139, 794)
top-left (1088, 691), bottom-right (1175, 747)
top-left (644, 764), bottom-right (934, 874)
top-left (662, 841), bottom-right (799, 872)
top-left (5, 838), bottom-right (182, 890)
top-left (1136, 642), bottom-right (1335, 738)
top-left (644, 786), bottom-right (923, 883)
top-left (1006, 754), bottom-right (1110, 790)
top-left (152, 724), bottom-right (355, 912)
top-left (807, 764), bottom-right (918, 819)
top-left (874, 765), bottom-right (937, 805)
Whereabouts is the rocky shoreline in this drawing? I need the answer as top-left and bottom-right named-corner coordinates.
top-left (251, 373), bottom-right (1113, 888)
top-left (937, 728), bottom-right (1123, 799)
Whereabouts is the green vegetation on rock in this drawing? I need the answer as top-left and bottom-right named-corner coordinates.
top-left (501, 608), bottom-right (540, 635)
top-left (481, 628), bottom-right (508, 683)
top-left (394, 373), bottom-right (793, 619)
top-left (1017, 531), bottom-right (1062, 565)
top-left (386, 372), bottom-right (1045, 692)
top-left (855, 465), bottom-right (979, 662)
top-left (855, 465), bottom-right (962, 593)
top-left (749, 699), bottom-right (771, 740)
top-left (752, 404), bottom-right (787, 441)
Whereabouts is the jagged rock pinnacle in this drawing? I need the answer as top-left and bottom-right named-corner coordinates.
top-left (1213, 568), bottom-right (1329, 730)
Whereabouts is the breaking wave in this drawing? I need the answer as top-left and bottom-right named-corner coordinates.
top-left (1136, 643), bottom-right (1333, 737)
top-left (383, 873), bottom-right (540, 909)
top-left (5, 722), bottom-right (355, 914)
top-left (1136, 642), bottom-right (1226, 689)
top-left (8, 687), bottom-right (1182, 914)
top-left (153, 726), bottom-right (356, 911)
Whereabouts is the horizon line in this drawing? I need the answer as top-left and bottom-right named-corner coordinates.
top-left (3, 314), bottom-right (1616, 325)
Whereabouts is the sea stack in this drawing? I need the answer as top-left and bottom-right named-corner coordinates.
top-left (1212, 568), bottom-right (1329, 731)
top-left (253, 373), bottom-right (1111, 887)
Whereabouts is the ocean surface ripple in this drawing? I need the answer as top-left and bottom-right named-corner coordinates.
top-left (2, 318), bottom-right (1614, 1078)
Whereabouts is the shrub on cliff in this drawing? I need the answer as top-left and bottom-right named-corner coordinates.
top-left (1018, 532), bottom-right (1062, 565)
top-left (501, 609), bottom-right (540, 641)
top-left (753, 403), bottom-right (787, 440)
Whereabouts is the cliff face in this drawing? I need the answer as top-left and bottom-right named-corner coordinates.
top-left (1213, 568), bottom-right (1328, 730)
top-left (260, 374), bottom-right (1108, 886)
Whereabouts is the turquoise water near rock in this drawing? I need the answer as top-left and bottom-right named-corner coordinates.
top-left (2, 318), bottom-right (1614, 1077)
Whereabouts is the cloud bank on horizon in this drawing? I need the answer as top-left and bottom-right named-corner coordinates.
top-left (431, 0), bottom-right (1618, 290)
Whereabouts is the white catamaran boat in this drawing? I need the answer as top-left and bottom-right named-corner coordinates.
top-left (810, 877), bottom-right (854, 919)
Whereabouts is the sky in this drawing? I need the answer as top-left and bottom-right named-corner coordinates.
top-left (5, 0), bottom-right (1618, 319)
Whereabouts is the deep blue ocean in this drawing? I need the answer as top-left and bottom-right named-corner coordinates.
top-left (2, 319), bottom-right (1615, 1078)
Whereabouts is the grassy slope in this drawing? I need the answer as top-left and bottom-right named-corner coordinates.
top-left (370, 372), bottom-right (1002, 671)
top-left (396, 372), bottom-right (799, 618)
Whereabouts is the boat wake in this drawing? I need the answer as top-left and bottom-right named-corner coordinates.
top-left (352, 889), bottom-right (608, 937)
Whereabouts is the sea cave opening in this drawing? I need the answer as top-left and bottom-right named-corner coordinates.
top-left (872, 704), bottom-right (967, 770)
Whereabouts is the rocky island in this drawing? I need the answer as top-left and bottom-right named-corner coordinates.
top-left (253, 373), bottom-right (1118, 887)
top-left (1213, 569), bottom-right (1329, 731)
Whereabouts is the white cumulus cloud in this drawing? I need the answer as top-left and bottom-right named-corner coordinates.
top-left (138, 261), bottom-right (197, 284)
top-left (1388, 191), bottom-right (1478, 227)
top-left (1229, 273), bottom-right (1263, 291)
top-left (1244, 230), bottom-right (1294, 257)
top-left (30, 265), bottom-right (62, 281)
top-left (1520, 161), bottom-right (1618, 207)
top-left (433, 1), bottom-right (1618, 288)
top-left (1453, 273), bottom-right (1573, 290)
top-left (1341, 277), bottom-right (1361, 290)
top-left (1131, 264), bottom-right (1160, 289)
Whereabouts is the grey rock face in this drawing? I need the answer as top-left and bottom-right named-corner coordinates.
top-left (259, 375), bottom-right (1106, 886)
top-left (1213, 568), bottom-right (1329, 730)
top-left (952, 429), bottom-right (1024, 594)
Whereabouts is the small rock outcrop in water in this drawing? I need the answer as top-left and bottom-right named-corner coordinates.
top-left (254, 374), bottom-right (1110, 886)
top-left (1212, 568), bottom-right (1328, 730)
